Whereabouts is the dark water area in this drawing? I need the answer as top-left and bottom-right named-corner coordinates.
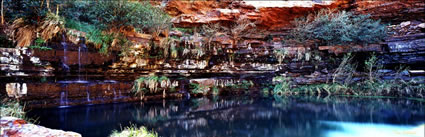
top-left (26, 96), bottom-right (425, 137)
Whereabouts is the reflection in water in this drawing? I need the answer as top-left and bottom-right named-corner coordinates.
top-left (26, 96), bottom-right (425, 137)
top-left (323, 121), bottom-right (425, 137)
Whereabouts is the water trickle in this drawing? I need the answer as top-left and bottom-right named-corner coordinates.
top-left (59, 85), bottom-right (69, 107)
top-left (78, 40), bottom-right (87, 80)
top-left (61, 34), bottom-right (70, 71)
top-left (86, 86), bottom-right (91, 102)
top-left (118, 90), bottom-right (122, 98)
top-left (113, 87), bottom-right (117, 100)
top-left (60, 91), bottom-right (65, 105)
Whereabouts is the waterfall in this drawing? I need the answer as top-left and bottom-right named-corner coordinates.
top-left (86, 86), bottom-right (91, 102)
top-left (60, 91), bottom-right (66, 105)
top-left (113, 87), bottom-right (117, 100)
top-left (59, 85), bottom-right (69, 107)
top-left (118, 90), bottom-right (122, 98)
top-left (61, 34), bottom-right (70, 71)
top-left (78, 39), bottom-right (87, 80)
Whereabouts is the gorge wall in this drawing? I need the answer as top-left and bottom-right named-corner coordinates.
top-left (1, 0), bottom-right (424, 108)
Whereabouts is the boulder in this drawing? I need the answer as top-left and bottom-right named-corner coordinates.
top-left (0, 117), bottom-right (81, 137)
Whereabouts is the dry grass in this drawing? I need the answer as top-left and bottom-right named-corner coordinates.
top-left (10, 13), bottom-right (64, 47)
top-left (10, 18), bottom-right (35, 47)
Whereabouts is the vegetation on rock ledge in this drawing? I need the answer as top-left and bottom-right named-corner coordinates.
top-left (287, 9), bottom-right (387, 45)
top-left (271, 54), bottom-right (425, 98)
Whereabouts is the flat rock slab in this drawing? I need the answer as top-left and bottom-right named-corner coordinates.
top-left (0, 117), bottom-right (81, 137)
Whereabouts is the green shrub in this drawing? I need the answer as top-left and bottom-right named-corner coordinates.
top-left (189, 83), bottom-right (209, 94)
top-left (273, 76), bottom-right (292, 95)
top-left (289, 9), bottom-right (387, 45)
top-left (3, 0), bottom-right (53, 25)
top-left (110, 125), bottom-right (157, 137)
top-left (61, 1), bottom-right (169, 54)
top-left (364, 53), bottom-right (383, 83)
top-left (29, 38), bottom-right (52, 50)
top-left (0, 100), bottom-right (26, 119)
top-left (212, 86), bottom-right (220, 95)
top-left (62, 0), bottom-right (171, 34)
top-left (66, 19), bottom-right (132, 55)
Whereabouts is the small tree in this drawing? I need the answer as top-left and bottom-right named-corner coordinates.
top-left (227, 15), bottom-right (256, 48)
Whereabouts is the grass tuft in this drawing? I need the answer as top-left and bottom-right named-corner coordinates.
top-left (110, 125), bottom-right (157, 137)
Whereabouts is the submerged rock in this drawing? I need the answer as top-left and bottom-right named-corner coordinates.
top-left (0, 117), bottom-right (81, 137)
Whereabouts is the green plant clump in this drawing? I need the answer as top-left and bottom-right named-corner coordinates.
top-left (110, 125), bottom-right (157, 137)
top-left (132, 75), bottom-right (175, 99)
top-left (0, 100), bottom-right (26, 119)
top-left (289, 9), bottom-right (387, 45)
top-left (190, 83), bottom-right (210, 94)
top-left (29, 38), bottom-right (52, 50)
top-left (273, 76), bottom-right (292, 95)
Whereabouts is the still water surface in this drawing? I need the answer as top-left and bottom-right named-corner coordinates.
top-left (27, 96), bottom-right (425, 137)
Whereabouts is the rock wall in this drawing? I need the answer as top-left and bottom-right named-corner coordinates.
top-left (1, 0), bottom-right (425, 107)
top-left (352, 0), bottom-right (425, 23)
top-left (168, 0), bottom-right (350, 30)
top-left (0, 48), bottom-right (54, 77)
top-left (1, 81), bottom-right (135, 108)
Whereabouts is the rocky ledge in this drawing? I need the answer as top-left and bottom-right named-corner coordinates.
top-left (0, 117), bottom-right (81, 137)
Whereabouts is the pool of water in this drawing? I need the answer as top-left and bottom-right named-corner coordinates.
top-left (26, 96), bottom-right (425, 137)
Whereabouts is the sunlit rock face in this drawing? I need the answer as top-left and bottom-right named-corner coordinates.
top-left (167, 0), bottom-right (349, 30)
top-left (6, 83), bottom-right (27, 98)
top-left (0, 117), bottom-right (82, 137)
top-left (165, 0), bottom-right (231, 16)
top-left (0, 48), bottom-right (53, 77)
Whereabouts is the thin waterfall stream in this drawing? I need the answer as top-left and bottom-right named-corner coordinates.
top-left (78, 37), bottom-right (87, 81)
top-left (61, 34), bottom-right (70, 71)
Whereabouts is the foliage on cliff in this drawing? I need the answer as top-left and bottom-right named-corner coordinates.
top-left (61, 0), bottom-right (171, 35)
top-left (288, 9), bottom-right (387, 45)
top-left (132, 75), bottom-right (177, 99)
top-left (3, 0), bottom-right (171, 52)
top-left (61, 0), bottom-right (171, 54)
top-left (1, 0), bottom-right (66, 47)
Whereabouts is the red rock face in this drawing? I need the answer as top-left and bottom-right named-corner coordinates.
top-left (167, 0), bottom-right (425, 30)
top-left (165, 0), bottom-right (231, 16)
top-left (167, 0), bottom-right (350, 30)
top-left (19, 82), bottom-right (135, 108)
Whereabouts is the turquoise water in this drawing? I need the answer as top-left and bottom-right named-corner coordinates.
top-left (27, 96), bottom-right (425, 137)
